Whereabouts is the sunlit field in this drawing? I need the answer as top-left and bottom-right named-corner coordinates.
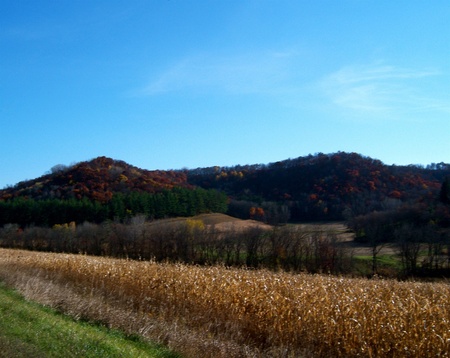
top-left (1, 248), bottom-right (449, 357)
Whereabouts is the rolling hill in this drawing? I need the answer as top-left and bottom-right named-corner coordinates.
top-left (0, 156), bottom-right (192, 202)
top-left (1, 152), bottom-right (449, 223)
top-left (187, 152), bottom-right (450, 220)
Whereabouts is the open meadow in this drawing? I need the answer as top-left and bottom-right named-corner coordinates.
top-left (1, 248), bottom-right (449, 357)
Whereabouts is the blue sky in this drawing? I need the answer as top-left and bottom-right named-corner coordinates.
top-left (1, 1), bottom-right (449, 188)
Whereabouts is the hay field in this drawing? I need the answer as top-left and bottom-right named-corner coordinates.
top-left (148, 213), bottom-right (272, 232)
top-left (0, 248), bottom-right (449, 357)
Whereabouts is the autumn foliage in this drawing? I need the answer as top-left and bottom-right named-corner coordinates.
top-left (0, 157), bottom-right (191, 203)
top-left (1, 152), bottom-right (449, 225)
top-left (188, 152), bottom-right (450, 221)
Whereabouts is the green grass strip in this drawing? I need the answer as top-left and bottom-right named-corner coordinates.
top-left (0, 282), bottom-right (180, 358)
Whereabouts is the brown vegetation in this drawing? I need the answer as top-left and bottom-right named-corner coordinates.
top-left (1, 248), bottom-right (449, 357)
top-left (0, 214), bottom-right (354, 274)
top-left (0, 156), bottom-right (191, 202)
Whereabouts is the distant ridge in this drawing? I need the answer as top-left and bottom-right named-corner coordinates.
top-left (1, 152), bottom-right (449, 221)
top-left (186, 152), bottom-right (450, 220)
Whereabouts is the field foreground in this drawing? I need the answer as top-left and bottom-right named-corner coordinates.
top-left (0, 281), bottom-right (178, 358)
top-left (0, 249), bottom-right (449, 357)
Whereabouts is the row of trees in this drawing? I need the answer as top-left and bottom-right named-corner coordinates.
top-left (2, 212), bottom-right (450, 277)
top-left (349, 201), bottom-right (450, 276)
top-left (2, 213), bottom-right (449, 277)
top-left (0, 187), bottom-right (228, 227)
top-left (0, 219), bottom-right (353, 274)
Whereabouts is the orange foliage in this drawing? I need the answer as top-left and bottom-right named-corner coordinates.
top-left (389, 190), bottom-right (402, 199)
top-left (0, 156), bottom-right (192, 203)
top-left (250, 207), bottom-right (265, 220)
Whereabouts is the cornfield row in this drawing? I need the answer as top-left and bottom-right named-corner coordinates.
top-left (0, 248), bottom-right (449, 357)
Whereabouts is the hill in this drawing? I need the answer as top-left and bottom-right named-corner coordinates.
top-left (0, 157), bottom-right (227, 226)
top-left (1, 152), bottom-right (449, 224)
top-left (0, 156), bottom-right (191, 202)
top-left (187, 152), bottom-right (450, 221)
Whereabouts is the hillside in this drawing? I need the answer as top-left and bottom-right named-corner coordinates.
top-left (187, 152), bottom-right (450, 221)
top-left (0, 156), bottom-right (191, 202)
top-left (1, 152), bottom-right (449, 223)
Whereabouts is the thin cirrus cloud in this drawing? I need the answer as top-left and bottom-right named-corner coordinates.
top-left (320, 63), bottom-right (449, 119)
top-left (140, 50), bottom-right (296, 97)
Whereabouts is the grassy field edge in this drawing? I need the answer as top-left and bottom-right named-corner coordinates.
top-left (0, 280), bottom-right (179, 358)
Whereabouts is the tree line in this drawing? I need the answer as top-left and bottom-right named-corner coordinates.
top-left (2, 213), bottom-right (449, 277)
top-left (0, 187), bottom-right (228, 227)
top-left (0, 218), bottom-right (353, 275)
top-left (2, 201), bottom-right (450, 277)
top-left (348, 197), bottom-right (450, 276)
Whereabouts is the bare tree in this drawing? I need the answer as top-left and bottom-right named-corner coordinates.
top-left (395, 223), bottom-right (422, 275)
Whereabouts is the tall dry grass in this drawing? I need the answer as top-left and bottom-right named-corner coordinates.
top-left (0, 248), bottom-right (449, 357)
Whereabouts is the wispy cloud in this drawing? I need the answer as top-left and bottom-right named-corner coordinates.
top-left (139, 50), bottom-right (298, 97)
top-left (137, 55), bottom-right (450, 123)
top-left (320, 63), bottom-right (450, 119)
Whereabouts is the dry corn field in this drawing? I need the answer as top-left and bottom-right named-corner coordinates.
top-left (0, 248), bottom-right (449, 357)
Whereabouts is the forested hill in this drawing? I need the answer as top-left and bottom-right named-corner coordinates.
top-left (187, 152), bottom-right (450, 221)
top-left (1, 152), bottom-right (449, 223)
top-left (0, 156), bottom-right (191, 202)
top-left (0, 157), bottom-right (228, 226)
